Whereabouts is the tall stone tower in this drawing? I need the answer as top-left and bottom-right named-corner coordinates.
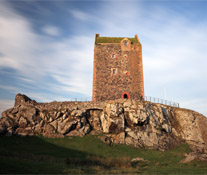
top-left (92, 34), bottom-right (144, 102)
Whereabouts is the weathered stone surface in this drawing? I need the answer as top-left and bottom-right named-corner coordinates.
top-left (19, 117), bottom-right (28, 127)
top-left (180, 152), bottom-right (207, 163)
top-left (14, 93), bottom-right (36, 107)
top-left (0, 121), bottom-right (7, 135)
top-left (162, 123), bottom-right (171, 133)
top-left (0, 117), bottom-right (14, 135)
top-left (2, 111), bottom-right (8, 118)
top-left (58, 119), bottom-right (78, 135)
top-left (131, 157), bottom-right (148, 163)
top-left (87, 109), bottom-right (102, 131)
top-left (172, 109), bottom-right (207, 152)
top-left (42, 124), bottom-right (63, 138)
top-left (18, 127), bottom-right (35, 136)
top-left (65, 125), bottom-right (90, 137)
top-left (1, 93), bottom-right (207, 154)
top-left (71, 110), bottom-right (83, 118)
top-left (34, 120), bottom-right (44, 134)
top-left (113, 132), bottom-right (125, 144)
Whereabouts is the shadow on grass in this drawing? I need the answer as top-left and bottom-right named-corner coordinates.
top-left (0, 135), bottom-right (131, 174)
top-left (0, 136), bottom-right (96, 174)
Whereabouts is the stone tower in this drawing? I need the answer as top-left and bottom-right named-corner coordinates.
top-left (92, 34), bottom-right (144, 101)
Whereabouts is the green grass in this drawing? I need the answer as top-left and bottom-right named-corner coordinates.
top-left (0, 135), bottom-right (207, 174)
top-left (96, 37), bottom-right (138, 43)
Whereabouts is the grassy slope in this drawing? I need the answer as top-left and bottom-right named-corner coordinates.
top-left (0, 135), bottom-right (207, 174)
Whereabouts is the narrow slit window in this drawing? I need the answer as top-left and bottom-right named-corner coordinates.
top-left (124, 41), bottom-right (128, 46)
top-left (112, 69), bottom-right (117, 75)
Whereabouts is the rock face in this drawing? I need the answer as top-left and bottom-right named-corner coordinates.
top-left (180, 152), bottom-right (207, 163)
top-left (1, 94), bottom-right (207, 152)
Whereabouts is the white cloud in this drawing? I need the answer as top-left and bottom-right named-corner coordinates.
top-left (52, 73), bottom-right (92, 95)
top-left (70, 9), bottom-right (92, 21)
top-left (0, 2), bottom-right (94, 98)
top-left (0, 4), bottom-right (41, 76)
top-left (0, 85), bottom-right (19, 93)
top-left (42, 25), bottom-right (60, 36)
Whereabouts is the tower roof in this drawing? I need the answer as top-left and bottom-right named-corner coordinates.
top-left (96, 36), bottom-right (139, 44)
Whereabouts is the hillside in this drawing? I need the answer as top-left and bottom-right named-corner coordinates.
top-left (1, 94), bottom-right (207, 151)
top-left (1, 135), bottom-right (207, 174)
top-left (1, 93), bottom-right (207, 173)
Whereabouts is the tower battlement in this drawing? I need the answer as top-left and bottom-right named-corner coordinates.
top-left (92, 34), bottom-right (144, 101)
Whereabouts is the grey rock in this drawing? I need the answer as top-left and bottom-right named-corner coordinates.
top-left (131, 157), bottom-right (148, 163)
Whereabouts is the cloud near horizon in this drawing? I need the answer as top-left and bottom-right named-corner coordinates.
top-left (0, 1), bottom-right (206, 116)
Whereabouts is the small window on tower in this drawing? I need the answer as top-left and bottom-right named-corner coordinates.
top-left (124, 41), bottom-right (128, 46)
top-left (112, 54), bottom-right (117, 59)
top-left (112, 68), bottom-right (117, 75)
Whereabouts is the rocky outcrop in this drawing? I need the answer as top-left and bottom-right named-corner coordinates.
top-left (1, 94), bottom-right (207, 153)
top-left (131, 157), bottom-right (148, 163)
top-left (180, 152), bottom-right (207, 163)
top-left (14, 93), bottom-right (37, 107)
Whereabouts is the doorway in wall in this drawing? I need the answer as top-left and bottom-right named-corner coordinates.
top-left (123, 94), bottom-right (128, 99)
top-left (122, 92), bottom-right (130, 99)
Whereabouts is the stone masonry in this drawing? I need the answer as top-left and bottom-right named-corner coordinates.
top-left (92, 34), bottom-right (144, 102)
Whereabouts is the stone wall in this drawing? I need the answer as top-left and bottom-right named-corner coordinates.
top-left (92, 34), bottom-right (144, 101)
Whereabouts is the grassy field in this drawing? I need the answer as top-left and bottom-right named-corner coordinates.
top-left (0, 135), bottom-right (207, 174)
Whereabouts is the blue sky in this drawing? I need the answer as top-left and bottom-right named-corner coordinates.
top-left (0, 0), bottom-right (206, 116)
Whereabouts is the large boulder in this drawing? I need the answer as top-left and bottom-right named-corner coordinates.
top-left (173, 109), bottom-right (207, 152)
top-left (87, 109), bottom-right (102, 131)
